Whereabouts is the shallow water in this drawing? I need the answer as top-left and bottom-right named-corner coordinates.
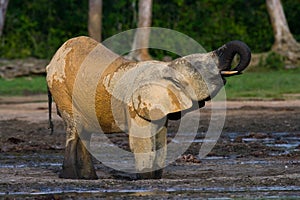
top-left (2, 185), bottom-right (300, 195)
top-left (2, 185), bottom-right (300, 199)
top-left (223, 132), bottom-right (300, 156)
top-left (0, 152), bottom-right (63, 168)
top-left (1, 132), bottom-right (300, 199)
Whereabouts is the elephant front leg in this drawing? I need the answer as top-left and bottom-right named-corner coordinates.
top-left (59, 124), bottom-right (97, 179)
top-left (129, 118), bottom-right (167, 179)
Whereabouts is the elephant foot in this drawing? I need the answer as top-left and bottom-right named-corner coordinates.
top-left (58, 165), bottom-right (78, 179)
top-left (60, 137), bottom-right (98, 180)
top-left (76, 165), bottom-right (98, 180)
top-left (136, 168), bottom-right (163, 180)
top-left (59, 164), bottom-right (98, 180)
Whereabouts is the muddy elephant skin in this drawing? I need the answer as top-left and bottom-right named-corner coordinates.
top-left (46, 36), bottom-right (251, 179)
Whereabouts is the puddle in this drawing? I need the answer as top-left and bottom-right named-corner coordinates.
top-left (171, 138), bottom-right (218, 144)
top-left (242, 137), bottom-right (275, 143)
top-left (0, 162), bottom-right (62, 169)
top-left (1, 185), bottom-right (300, 199)
top-left (206, 132), bottom-right (300, 156)
top-left (0, 152), bottom-right (63, 168)
top-left (0, 132), bottom-right (299, 199)
top-left (1, 132), bottom-right (299, 169)
top-left (243, 132), bottom-right (300, 155)
top-left (202, 156), bottom-right (230, 160)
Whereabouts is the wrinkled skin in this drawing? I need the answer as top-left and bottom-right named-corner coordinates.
top-left (46, 36), bottom-right (251, 179)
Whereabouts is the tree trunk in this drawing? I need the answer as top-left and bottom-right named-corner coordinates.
top-left (128, 0), bottom-right (152, 61)
top-left (0, 0), bottom-right (9, 37)
top-left (266, 0), bottom-right (300, 66)
top-left (88, 0), bottom-right (102, 42)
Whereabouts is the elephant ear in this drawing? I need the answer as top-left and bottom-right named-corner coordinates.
top-left (131, 82), bottom-right (193, 121)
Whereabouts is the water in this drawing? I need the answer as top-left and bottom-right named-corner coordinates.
top-left (0, 162), bottom-right (62, 168)
top-left (1, 132), bottom-right (299, 168)
top-left (0, 152), bottom-right (63, 168)
top-left (213, 132), bottom-right (300, 157)
top-left (1, 185), bottom-right (300, 199)
top-left (0, 132), bottom-right (299, 199)
top-left (241, 132), bottom-right (300, 156)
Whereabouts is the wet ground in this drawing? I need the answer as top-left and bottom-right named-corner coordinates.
top-left (0, 96), bottom-right (300, 199)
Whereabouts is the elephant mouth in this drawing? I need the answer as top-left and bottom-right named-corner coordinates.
top-left (220, 70), bottom-right (241, 77)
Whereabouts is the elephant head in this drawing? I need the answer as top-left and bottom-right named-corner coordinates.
top-left (129, 40), bottom-right (251, 121)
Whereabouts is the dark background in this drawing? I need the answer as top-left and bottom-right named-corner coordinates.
top-left (1, 0), bottom-right (299, 59)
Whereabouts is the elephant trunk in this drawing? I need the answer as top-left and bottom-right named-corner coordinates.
top-left (214, 40), bottom-right (251, 74)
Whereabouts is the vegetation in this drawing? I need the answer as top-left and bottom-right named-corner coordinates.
top-left (1, 68), bottom-right (300, 99)
top-left (0, 1), bottom-right (299, 99)
top-left (0, 76), bottom-right (47, 96)
top-left (225, 68), bottom-right (300, 99)
top-left (1, 0), bottom-right (300, 59)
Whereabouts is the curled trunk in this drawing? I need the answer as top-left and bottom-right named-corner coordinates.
top-left (215, 40), bottom-right (251, 73)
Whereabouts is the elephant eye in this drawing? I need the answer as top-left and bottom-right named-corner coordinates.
top-left (165, 77), bottom-right (181, 88)
top-left (173, 79), bottom-right (181, 87)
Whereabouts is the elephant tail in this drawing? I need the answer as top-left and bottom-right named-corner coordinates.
top-left (47, 86), bottom-right (54, 135)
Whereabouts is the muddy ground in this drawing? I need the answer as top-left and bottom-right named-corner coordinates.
top-left (0, 96), bottom-right (300, 199)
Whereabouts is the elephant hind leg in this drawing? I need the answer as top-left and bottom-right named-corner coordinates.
top-left (75, 130), bottom-right (98, 179)
top-left (59, 131), bottom-right (78, 179)
top-left (59, 118), bottom-right (97, 180)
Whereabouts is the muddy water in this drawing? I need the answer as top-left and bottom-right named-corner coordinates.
top-left (1, 99), bottom-right (300, 199)
top-left (1, 152), bottom-right (300, 199)
top-left (1, 132), bottom-right (300, 199)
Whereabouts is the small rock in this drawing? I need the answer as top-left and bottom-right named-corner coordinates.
top-left (177, 154), bottom-right (201, 163)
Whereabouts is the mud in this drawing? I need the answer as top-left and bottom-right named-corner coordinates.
top-left (0, 96), bottom-right (300, 199)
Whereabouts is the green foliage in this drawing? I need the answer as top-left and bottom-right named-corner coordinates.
top-left (1, 0), bottom-right (88, 59)
top-left (102, 0), bottom-right (136, 40)
top-left (283, 0), bottom-right (300, 41)
top-left (0, 0), bottom-right (300, 59)
top-left (257, 52), bottom-right (285, 71)
top-left (152, 0), bottom-right (275, 52)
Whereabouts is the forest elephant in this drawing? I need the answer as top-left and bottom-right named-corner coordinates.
top-left (46, 36), bottom-right (251, 180)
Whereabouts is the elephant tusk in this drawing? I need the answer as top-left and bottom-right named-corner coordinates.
top-left (221, 70), bottom-right (239, 75)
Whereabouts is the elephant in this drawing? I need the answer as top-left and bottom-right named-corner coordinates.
top-left (46, 36), bottom-right (251, 179)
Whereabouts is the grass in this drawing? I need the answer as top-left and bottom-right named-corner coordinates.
top-left (0, 76), bottom-right (47, 96)
top-left (225, 68), bottom-right (300, 100)
top-left (0, 68), bottom-right (299, 100)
